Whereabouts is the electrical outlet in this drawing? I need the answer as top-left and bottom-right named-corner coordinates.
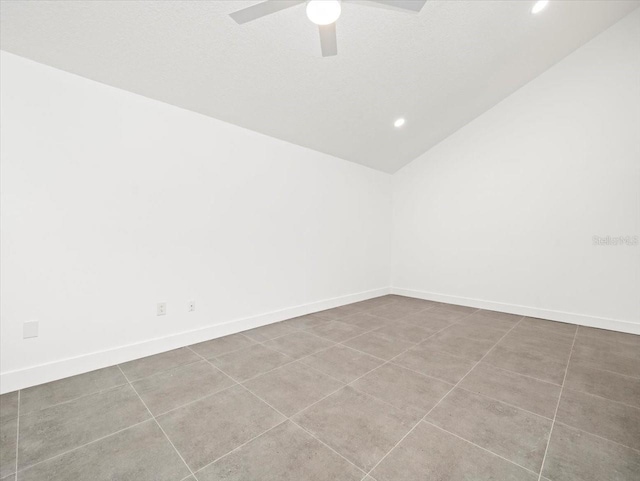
top-left (157, 302), bottom-right (166, 316)
top-left (188, 300), bottom-right (195, 312)
top-left (23, 320), bottom-right (39, 339)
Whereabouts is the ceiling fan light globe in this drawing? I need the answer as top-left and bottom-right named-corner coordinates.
top-left (306, 0), bottom-right (341, 26)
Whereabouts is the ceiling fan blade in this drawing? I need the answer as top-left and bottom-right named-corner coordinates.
top-left (229, 0), bottom-right (305, 24)
top-left (318, 23), bottom-right (338, 57)
top-left (364, 0), bottom-right (427, 12)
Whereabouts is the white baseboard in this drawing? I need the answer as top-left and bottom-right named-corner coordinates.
top-left (0, 287), bottom-right (390, 394)
top-left (391, 287), bottom-right (640, 335)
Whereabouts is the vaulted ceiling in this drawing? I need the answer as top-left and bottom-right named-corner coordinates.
top-left (1, 0), bottom-right (638, 172)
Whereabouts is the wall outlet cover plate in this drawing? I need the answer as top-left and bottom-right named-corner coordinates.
top-left (24, 320), bottom-right (39, 339)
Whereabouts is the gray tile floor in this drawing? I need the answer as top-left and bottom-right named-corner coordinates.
top-left (1, 295), bottom-right (639, 480)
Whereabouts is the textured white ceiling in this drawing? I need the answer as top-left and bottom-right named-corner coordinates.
top-left (1, 0), bottom-right (638, 172)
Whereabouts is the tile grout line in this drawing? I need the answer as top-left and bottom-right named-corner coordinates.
top-left (12, 300), bottom-right (622, 479)
top-left (423, 420), bottom-right (540, 477)
top-left (14, 380), bottom-right (133, 418)
top-left (13, 390), bottom-right (20, 481)
top-left (454, 385), bottom-right (554, 421)
top-left (337, 374), bottom-right (541, 478)
top-left (191, 342), bottom-right (371, 475)
top-left (194, 302), bottom-right (435, 386)
top-left (363, 316), bottom-right (526, 479)
top-left (199, 315), bottom-right (392, 384)
top-left (268, 307), bottom-right (479, 423)
top-left (116, 365), bottom-right (198, 481)
top-left (552, 420), bottom-right (640, 454)
top-left (186, 303), bottom-right (461, 478)
top-left (567, 360), bottom-right (640, 381)
top-left (477, 363), bottom-right (564, 387)
top-left (13, 418), bottom-right (156, 475)
top-left (0, 298), bottom-right (415, 479)
top-left (189, 359), bottom-right (369, 479)
top-left (536, 326), bottom-right (579, 481)
top-left (556, 383), bottom-right (640, 411)
top-left (188, 419), bottom-right (291, 478)
top-left (242, 384), bottom-right (370, 478)
top-left (2, 300), bottom-right (438, 415)
top-left (336, 372), bottom-right (541, 476)
top-left (189, 307), bottom-right (484, 479)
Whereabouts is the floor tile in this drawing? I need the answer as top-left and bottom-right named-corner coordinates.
top-left (366, 302), bottom-right (426, 321)
top-left (373, 322), bottom-right (435, 343)
top-left (280, 313), bottom-right (333, 330)
top-left (10, 299), bottom-right (639, 480)
top-left (242, 322), bottom-right (296, 342)
top-left (0, 392), bottom-right (18, 421)
top-left (338, 312), bottom-right (394, 330)
top-left (570, 344), bottom-right (640, 378)
top-left (393, 344), bottom-right (476, 384)
top-left (457, 312), bottom-right (521, 331)
top-left (132, 360), bottom-right (235, 415)
top-left (197, 421), bottom-right (364, 481)
top-left (542, 422), bottom-right (640, 481)
top-left (352, 295), bottom-right (397, 309)
top-left (576, 327), bottom-right (640, 347)
top-left (573, 335), bottom-right (640, 360)
top-left (443, 323), bottom-right (507, 342)
top-left (343, 331), bottom-right (415, 360)
top-left (119, 348), bottom-right (200, 382)
top-left (498, 332), bottom-right (572, 363)
top-left (459, 363), bottom-right (560, 418)
top-left (0, 417), bottom-right (17, 478)
top-left (483, 345), bottom-right (567, 385)
top-left (372, 421), bottom-right (537, 481)
top-left (17, 420), bottom-right (190, 481)
top-left (556, 388), bottom-right (640, 450)
top-left (565, 363), bottom-right (640, 408)
top-left (508, 324), bottom-right (575, 345)
top-left (421, 331), bottom-right (496, 361)
top-left (385, 296), bottom-right (438, 309)
top-left (301, 345), bottom-right (383, 383)
top-left (351, 363), bottom-right (452, 420)
top-left (157, 385), bottom-right (285, 471)
top-left (401, 307), bottom-right (466, 327)
top-left (475, 310), bottom-right (523, 323)
top-left (314, 304), bottom-right (365, 320)
top-left (19, 367), bottom-right (127, 415)
top-left (437, 304), bottom-right (478, 315)
top-left (519, 317), bottom-right (577, 336)
top-left (293, 386), bottom-right (415, 471)
top-left (210, 344), bottom-right (292, 382)
top-left (263, 331), bottom-right (334, 360)
top-left (244, 362), bottom-right (343, 417)
top-left (399, 315), bottom-right (454, 333)
top-left (427, 388), bottom-right (552, 471)
top-left (304, 321), bottom-right (369, 342)
top-left (18, 384), bottom-right (150, 469)
top-left (189, 333), bottom-right (256, 359)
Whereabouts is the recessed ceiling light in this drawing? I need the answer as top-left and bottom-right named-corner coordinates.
top-left (306, 0), bottom-right (341, 26)
top-left (531, 0), bottom-right (549, 14)
top-left (394, 118), bottom-right (406, 128)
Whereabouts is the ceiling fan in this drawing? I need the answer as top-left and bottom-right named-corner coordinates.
top-left (229, 0), bottom-right (428, 57)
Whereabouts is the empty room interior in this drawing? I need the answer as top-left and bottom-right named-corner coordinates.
top-left (1, 1), bottom-right (639, 480)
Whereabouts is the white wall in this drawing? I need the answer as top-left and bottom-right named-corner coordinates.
top-left (391, 9), bottom-right (640, 334)
top-left (0, 51), bottom-right (392, 393)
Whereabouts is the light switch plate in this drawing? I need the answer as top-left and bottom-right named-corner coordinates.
top-left (23, 320), bottom-right (39, 339)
